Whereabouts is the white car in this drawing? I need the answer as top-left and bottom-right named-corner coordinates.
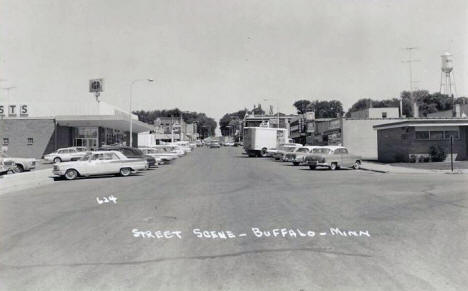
top-left (154, 145), bottom-right (185, 157)
top-left (52, 151), bottom-right (147, 180)
top-left (44, 147), bottom-right (88, 163)
top-left (284, 146), bottom-right (323, 165)
top-left (0, 152), bottom-right (36, 172)
top-left (140, 147), bottom-right (179, 163)
top-left (172, 142), bottom-right (192, 153)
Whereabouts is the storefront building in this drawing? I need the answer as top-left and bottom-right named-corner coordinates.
top-left (374, 119), bottom-right (468, 162)
top-left (0, 100), bottom-right (153, 158)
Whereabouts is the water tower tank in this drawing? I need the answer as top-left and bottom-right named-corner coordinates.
top-left (441, 52), bottom-right (453, 73)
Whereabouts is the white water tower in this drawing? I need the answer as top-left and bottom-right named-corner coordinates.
top-left (440, 52), bottom-right (457, 116)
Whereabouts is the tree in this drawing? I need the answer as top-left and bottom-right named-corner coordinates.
top-left (293, 100), bottom-right (312, 114)
top-left (219, 109), bottom-right (248, 136)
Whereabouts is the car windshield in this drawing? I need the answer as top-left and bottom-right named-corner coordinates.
top-left (297, 148), bottom-right (309, 153)
top-left (284, 147), bottom-right (296, 152)
top-left (79, 153), bottom-right (92, 161)
top-left (313, 148), bottom-right (332, 154)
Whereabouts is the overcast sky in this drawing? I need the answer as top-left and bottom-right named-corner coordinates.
top-left (1, 0), bottom-right (467, 123)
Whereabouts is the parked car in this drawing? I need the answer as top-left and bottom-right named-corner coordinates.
top-left (98, 146), bottom-right (157, 168)
top-left (273, 144), bottom-right (302, 161)
top-left (173, 141), bottom-right (192, 153)
top-left (224, 141), bottom-right (235, 146)
top-left (304, 146), bottom-right (362, 170)
top-left (0, 152), bottom-right (36, 172)
top-left (140, 147), bottom-right (178, 163)
top-left (44, 147), bottom-right (88, 163)
top-left (268, 143), bottom-right (302, 158)
top-left (52, 151), bottom-right (147, 180)
top-left (0, 161), bottom-right (9, 175)
top-left (285, 146), bottom-right (323, 166)
top-left (209, 141), bottom-right (221, 148)
top-left (154, 145), bottom-right (185, 157)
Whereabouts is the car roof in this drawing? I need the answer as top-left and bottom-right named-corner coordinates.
top-left (299, 146), bottom-right (322, 150)
top-left (320, 146), bottom-right (346, 150)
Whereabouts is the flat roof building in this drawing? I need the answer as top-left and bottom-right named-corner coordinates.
top-left (0, 98), bottom-right (153, 158)
top-left (374, 119), bottom-right (468, 162)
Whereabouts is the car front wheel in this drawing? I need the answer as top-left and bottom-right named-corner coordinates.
top-left (330, 163), bottom-right (338, 170)
top-left (64, 169), bottom-right (78, 180)
top-left (293, 162), bottom-right (300, 166)
top-left (53, 157), bottom-right (62, 163)
top-left (309, 165), bottom-right (316, 170)
top-left (120, 168), bottom-right (132, 177)
top-left (353, 161), bottom-right (361, 170)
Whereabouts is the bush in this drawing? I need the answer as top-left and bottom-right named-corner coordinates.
top-left (429, 145), bottom-right (446, 162)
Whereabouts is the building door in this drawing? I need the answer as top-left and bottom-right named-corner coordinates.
top-left (74, 138), bottom-right (98, 149)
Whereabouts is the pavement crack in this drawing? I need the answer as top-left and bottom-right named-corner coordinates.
top-left (0, 247), bottom-right (372, 270)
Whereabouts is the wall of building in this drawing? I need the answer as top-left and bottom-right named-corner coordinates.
top-left (0, 118), bottom-right (56, 158)
top-left (342, 119), bottom-right (402, 160)
top-left (377, 126), bottom-right (467, 162)
top-left (350, 108), bottom-right (400, 119)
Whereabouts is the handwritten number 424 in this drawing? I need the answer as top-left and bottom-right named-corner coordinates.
top-left (97, 195), bottom-right (117, 204)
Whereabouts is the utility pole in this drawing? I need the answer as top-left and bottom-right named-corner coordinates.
top-left (402, 47), bottom-right (420, 118)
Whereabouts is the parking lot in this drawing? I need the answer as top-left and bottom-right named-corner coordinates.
top-left (0, 146), bottom-right (467, 290)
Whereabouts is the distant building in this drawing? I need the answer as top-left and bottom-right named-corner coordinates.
top-left (374, 119), bottom-right (468, 162)
top-left (426, 104), bottom-right (468, 118)
top-left (243, 114), bottom-right (296, 129)
top-left (350, 107), bottom-right (400, 119)
top-left (309, 108), bottom-right (404, 160)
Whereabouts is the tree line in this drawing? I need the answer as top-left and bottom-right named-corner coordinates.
top-left (293, 90), bottom-right (467, 118)
top-left (133, 108), bottom-right (217, 136)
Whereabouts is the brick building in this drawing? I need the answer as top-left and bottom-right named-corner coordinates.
top-left (0, 99), bottom-right (153, 158)
top-left (374, 119), bottom-right (468, 162)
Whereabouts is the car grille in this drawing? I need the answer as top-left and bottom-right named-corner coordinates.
top-left (3, 161), bottom-right (14, 166)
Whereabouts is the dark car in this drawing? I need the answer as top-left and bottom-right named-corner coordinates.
top-left (98, 146), bottom-right (157, 168)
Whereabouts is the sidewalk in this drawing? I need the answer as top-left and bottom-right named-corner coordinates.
top-left (0, 168), bottom-right (53, 195)
top-left (360, 161), bottom-right (468, 174)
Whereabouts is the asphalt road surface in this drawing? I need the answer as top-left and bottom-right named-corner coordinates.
top-left (1, 147), bottom-right (467, 290)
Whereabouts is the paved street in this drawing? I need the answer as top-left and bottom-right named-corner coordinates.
top-left (0, 147), bottom-right (467, 291)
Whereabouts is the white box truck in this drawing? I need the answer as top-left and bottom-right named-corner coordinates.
top-left (243, 127), bottom-right (289, 157)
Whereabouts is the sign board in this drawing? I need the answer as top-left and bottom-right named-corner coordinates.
top-left (304, 111), bottom-right (315, 120)
top-left (259, 121), bottom-right (269, 128)
top-left (0, 104), bottom-right (29, 117)
top-left (89, 79), bottom-right (104, 93)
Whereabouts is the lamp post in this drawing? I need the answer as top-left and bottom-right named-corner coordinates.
top-left (264, 98), bottom-right (279, 128)
top-left (129, 79), bottom-right (154, 147)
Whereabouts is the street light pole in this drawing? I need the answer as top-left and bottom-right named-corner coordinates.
top-left (129, 79), bottom-right (154, 147)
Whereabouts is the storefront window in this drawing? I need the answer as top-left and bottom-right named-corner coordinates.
top-left (444, 130), bottom-right (460, 140)
top-left (415, 131), bottom-right (429, 140)
top-left (76, 127), bottom-right (98, 138)
top-left (429, 131), bottom-right (443, 140)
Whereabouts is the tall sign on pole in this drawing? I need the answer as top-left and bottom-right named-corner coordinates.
top-left (89, 79), bottom-right (104, 103)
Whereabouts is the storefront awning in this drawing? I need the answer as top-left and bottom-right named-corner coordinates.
top-left (55, 115), bottom-right (153, 133)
